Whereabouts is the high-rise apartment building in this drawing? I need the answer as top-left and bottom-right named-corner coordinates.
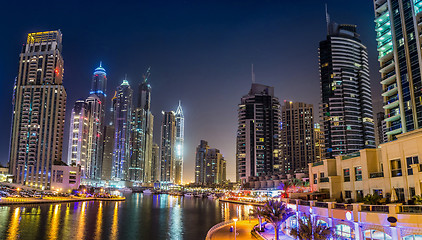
top-left (160, 111), bottom-right (176, 183)
top-left (194, 140), bottom-right (226, 185)
top-left (374, 0), bottom-right (422, 141)
top-left (174, 101), bottom-right (184, 184)
top-left (111, 79), bottom-right (133, 181)
top-left (9, 30), bottom-right (66, 189)
top-left (151, 143), bottom-right (160, 182)
top-left (319, 15), bottom-right (375, 158)
top-left (236, 83), bottom-right (282, 183)
top-left (85, 64), bottom-right (107, 180)
top-left (281, 101), bottom-right (315, 174)
top-left (195, 140), bottom-right (209, 184)
top-left (67, 100), bottom-right (90, 177)
top-left (130, 73), bottom-right (154, 183)
top-left (314, 123), bottom-right (324, 162)
top-left (375, 111), bottom-right (387, 146)
top-left (102, 93), bottom-right (116, 181)
top-left (205, 148), bottom-right (226, 185)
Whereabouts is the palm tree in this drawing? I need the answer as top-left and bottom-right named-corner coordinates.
top-left (260, 200), bottom-right (294, 240)
top-left (413, 195), bottom-right (422, 205)
top-left (290, 214), bottom-right (334, 240)
top-left (252, 207), bottom-right (265, 231)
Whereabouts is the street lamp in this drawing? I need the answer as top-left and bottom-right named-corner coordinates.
top-left (233, 218), bottom-right (238, 240)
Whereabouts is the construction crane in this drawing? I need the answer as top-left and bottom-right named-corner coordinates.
top-left (143, 66), bottom-right (151, 83)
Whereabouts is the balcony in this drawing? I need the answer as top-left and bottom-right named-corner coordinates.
top-left (383, 99), bottom-right (399, 110)
top-left (382, 84), bottom-right (398, 97)
top-left (379, 58), bottom-right (394, 73)
top-left (399, 205), bottom-right (422, 213)
top-left (369, 172), bottom-right (384, 178)
top-left (380, 72), bottom-right (396, 85)
top-left (361, 205), bottom-right (389, 213)
top-left (319, 177), bottom-right (329, 183)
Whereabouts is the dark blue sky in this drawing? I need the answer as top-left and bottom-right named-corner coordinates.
top-left (0, 0), bottom-right (381, 182)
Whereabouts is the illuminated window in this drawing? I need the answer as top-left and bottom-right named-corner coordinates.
top-left (363, 230), bottom-right (392, 240)
top-left (336, 224), bottom-right (354, 239)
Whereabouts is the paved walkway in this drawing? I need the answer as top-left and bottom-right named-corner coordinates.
top-left (208, 219), bottom-right (294, 240)
top-left (209, 219), bottom-right (259, 240)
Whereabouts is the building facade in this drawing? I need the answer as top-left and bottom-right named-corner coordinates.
top-left (174, 101), bottom-right (184, 184)
top-left (314, 123), bottom-right (324, 162)
top-left (51, 163), bottom-right (81, 192)
top-left (160, 111), bottom-right (176, 183)
top-left (376, 111), bottom-right (387, 146)
top-left (319, 17), bottom-right (375, 158)
top-left (111, 80), bottom-right (133, 181)
top-left (281, 101), bottom-right (315, 174)
top-left (195, 140), bottom-right (209, 184)
top-left (205, 148), bottom-right (226, 185)
top-left (236, 83), bottom-right (282, 183)
top-left (309, 128), bottom-right (422, 203)
top-left (67, 100), bottom-right (90, 177)
top-left (9, 30), bottom-right (66, 189)
top-left (374, 0), bottom-right (422, 142)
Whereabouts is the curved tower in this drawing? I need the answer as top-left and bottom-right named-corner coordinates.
top-left (319, 16), bottom-right (375, 158)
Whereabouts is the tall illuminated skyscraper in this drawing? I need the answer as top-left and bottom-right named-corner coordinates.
top-left (112, 79), bottom-right (133, 181)
top-left (236, 83), bottom-right (282, 183)
top-left (130, 70), bottom-right (154, 183)
top-left (86, 64), bottom-right (107, 180)
top-left (374, 0), bottom-right (422, 141)
top-left (174, 101), bottom-right (184, 184)
top-left (319, 14), bottom-right (375, 158)
top-left (151, 143), bottom-right (160, 182)
top-left (160, 111), bottom-right (176, 183)
top-left (281, 101), bottom-right (315, 174)
top-left (9, 30), bottom-right (66, 189)
top-left (67, 100), bottom-right (90, 177)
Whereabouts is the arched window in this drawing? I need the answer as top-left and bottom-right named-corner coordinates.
top-left (336, 224), bottom-right (355, 239)
top-left (403, 235), bottom-right (422, 240)
top-left (316, 219), bottom-right (328, 227)
top-left (289, 215), bottom-right (297, 229)
top-left (363, 230), bottom-right (392, 240)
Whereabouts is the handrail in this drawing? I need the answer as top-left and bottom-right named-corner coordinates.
top-left (205, 220), bottom-right (234, 240)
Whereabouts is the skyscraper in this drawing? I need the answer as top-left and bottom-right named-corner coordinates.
top-left (67, 100), bottom-right (90, 177)
top-left (314, 123), bottom-right (324, 162)
top-left (195, 140), bottom-right (209, 185)
top-left (160, 111), bottom-right (176, 183)
top-left (174, 101), bottom-right (184, 184)
top-left (9, 30), bottom-right (66, 189)
top-left (281, 101), bottom-right (315, 174)
top-left (85, 64), bottom-right (107, 180)
top-left (205, 148), bottom-right (226, 185)
top-left (151, 143), bottom-right (160, 182)
top-left (319, 14), bottom-right (375, 158)
top-left (236, 83), bottom-right (282, 183)
top-left (112, 79), bottom-right (133, 181)
top-left (102, 92), bottom-right (116, 181)
top-left (130, 71), bottom-right (154, 183)
top-left (374, 0), bottom-right (422, 141)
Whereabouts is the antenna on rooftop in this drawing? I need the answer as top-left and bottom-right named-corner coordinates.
top-left (251, 64), bottom-right (255, 83)
top-left (325, 4), bottom-right (330, 33)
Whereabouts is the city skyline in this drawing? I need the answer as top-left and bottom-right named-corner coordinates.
top-left (0, 1), bottom-right (381, 182)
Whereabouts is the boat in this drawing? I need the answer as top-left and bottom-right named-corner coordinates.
top-left (118, 188), bottom-right (132, 193)
top-left (143, 189), bottom-right (154, 194)
top-left (207, 194), bottom-right (218, 199)
top-left (184, 192), bottom-right (194, 197)
top-left (194, 193), bottom-right (204, 198)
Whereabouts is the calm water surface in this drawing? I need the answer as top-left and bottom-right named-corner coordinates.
top-left (0, 194), bottom-right (253, 240)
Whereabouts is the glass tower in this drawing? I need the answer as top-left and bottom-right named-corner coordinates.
top-left (174, 101), bottom-right (184, 184)
top-left (374, 0), bottom-right (422, 141)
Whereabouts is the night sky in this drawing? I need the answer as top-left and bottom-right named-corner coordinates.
top-left (0, 0), bottom-right (381, 182)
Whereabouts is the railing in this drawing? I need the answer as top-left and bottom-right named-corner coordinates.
top-left (205, 220), bottom-right (234, 240)
top-left (369, 172), bottom-right (384, 178)
top-left (319, 177), bottom-right (329, 183)
top-left (299, 200), bottom-right (310, 206)
top-left (361, 205), bottom-right (389, 213)
top-left (383, 83), bottom-right (397, 93)
top-left (289, 199), bottom-right (297, 204)
top-left (315, 202), bottom-right (328, 208)
top-left (334, 203), bottom-right (346, 209)
top-left (400, 205), bottom-right (422, 213)
top-left (342, 152), bottom-right (361, 160)
top-left (346, 205), bottom-right (354, 211)
top-left (312, 161), bottom-right (324, 167)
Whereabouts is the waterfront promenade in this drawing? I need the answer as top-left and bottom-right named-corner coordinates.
top-left (207, 219), bottom-right (293, 240)
top-left (0, 196), bottom-right (125, 206)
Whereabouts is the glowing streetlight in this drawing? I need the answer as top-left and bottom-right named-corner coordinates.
top-left (233, 218), bottom-right (238, 240)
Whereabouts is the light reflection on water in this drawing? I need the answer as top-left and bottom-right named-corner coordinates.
top-left (0, 194), bottom-right (253, 240)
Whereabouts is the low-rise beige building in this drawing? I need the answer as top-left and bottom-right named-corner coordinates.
top-left (51, 164), bottom-right (81, 193)
top-left (309, 129), bottom-right (422, 202)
